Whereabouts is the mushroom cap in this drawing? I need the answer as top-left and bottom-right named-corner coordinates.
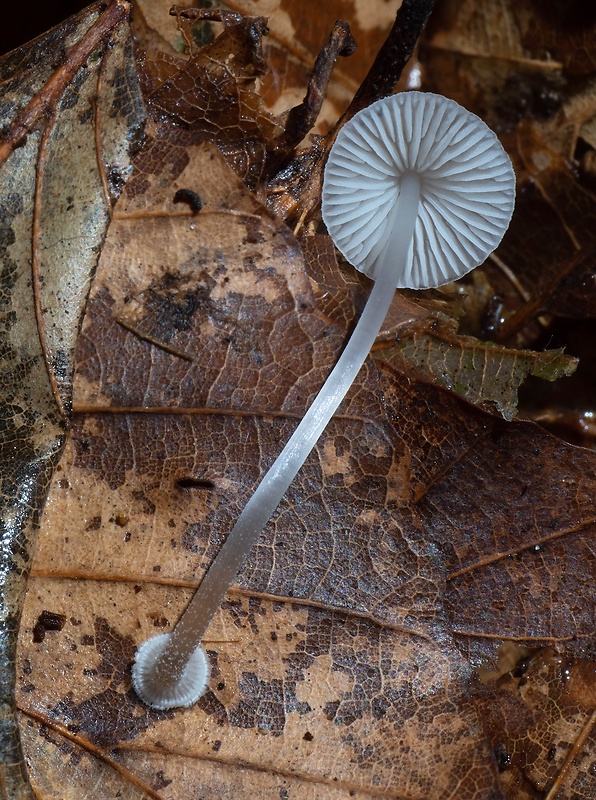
top-left (322, 91), bottom-right (516, 290)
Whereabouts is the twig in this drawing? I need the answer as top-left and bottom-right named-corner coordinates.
top-left (343, 0), bottom-right (438, 122)
top-left (268, 21), bottom-right (356, 171)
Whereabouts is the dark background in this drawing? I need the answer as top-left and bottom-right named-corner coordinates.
top-left (1, 0), bottom-right (90, 56)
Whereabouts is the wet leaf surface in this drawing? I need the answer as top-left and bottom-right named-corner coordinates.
top-left (477, 647), bottom-right (596, 800)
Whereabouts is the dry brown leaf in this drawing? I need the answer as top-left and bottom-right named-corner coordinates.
top-left (303, 234), bottom-right (577, 422)
top-left (17, 135), bottom-right (506, 798)
top-left (132, 0), bottom-right (404, 128)
top-left (15, 122), bottom-right (596, 800)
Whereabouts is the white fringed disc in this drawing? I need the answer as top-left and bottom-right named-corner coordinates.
top-left (322, 91), bottom-right (515, 289)
top-left (132, 633), bottom-right (210, 710)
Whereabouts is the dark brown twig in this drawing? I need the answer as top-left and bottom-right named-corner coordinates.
top-left (116, 317), bottom-right (194, 362)
top-left (270, 0), bottom-right (438, 226)
top-left (169, 6), bottom-right (243, 23)
top-left (342, 0), bottom-right (438, 122)
top-left (267, 20), bottom-right (356, 172)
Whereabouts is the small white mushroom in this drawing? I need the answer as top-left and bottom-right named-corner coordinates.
top-left (132, 91), bottom-right (516, 710)
top-left (322, 91), bottom-right (515, 289)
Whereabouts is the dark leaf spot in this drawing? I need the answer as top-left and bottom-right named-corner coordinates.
top-left (176, 477), bottom-right (215, 490)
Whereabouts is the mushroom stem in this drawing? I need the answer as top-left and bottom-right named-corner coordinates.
top-left (132, 173), bottom-right (421, 709)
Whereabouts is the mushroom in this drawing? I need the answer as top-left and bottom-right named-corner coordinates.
top-left (132, 90), bottom-right (516, 710)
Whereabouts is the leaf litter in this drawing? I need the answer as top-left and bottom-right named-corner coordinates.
top-left (1, 0), bottom-right (594, 798)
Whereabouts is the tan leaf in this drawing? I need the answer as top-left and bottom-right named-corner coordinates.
top-left (14, 118), bottom-right (505, 798)
top-left (16, 121), bottom-right (596, 800)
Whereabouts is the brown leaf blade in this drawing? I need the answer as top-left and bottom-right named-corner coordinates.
top-left (141, 12), bottom-right (283, 189)
top-left (478, 648), bottom-right (596, 800)
top-left (0, 2), bottom-right (144, 796)
top-left (132, 0), bottom-right (405, 129)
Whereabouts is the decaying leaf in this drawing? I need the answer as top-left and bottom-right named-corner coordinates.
top-left (17, 136), bottom-right (505, 797)
top-left (303, 233), bottom-right (577, 421)
top-left (132, 0), bottom-right (404, 127)
top-left (378, 320), bottom-right (577, 421)
top-left (0, 1), bottom-right (145, 796)
top-left (140, 10), bottom-right (283, 190)
top-left (3, 0), bottom-right (595, 798)
top-left (478, 647), bottom-right (596, 800)
top-left (18, 237), bottom-right (596, 799)
top-left (419, 0), bottom-right (596, 454)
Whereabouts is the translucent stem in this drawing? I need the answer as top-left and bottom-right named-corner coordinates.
top-left (135, 172), bottom-right (422, 704)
